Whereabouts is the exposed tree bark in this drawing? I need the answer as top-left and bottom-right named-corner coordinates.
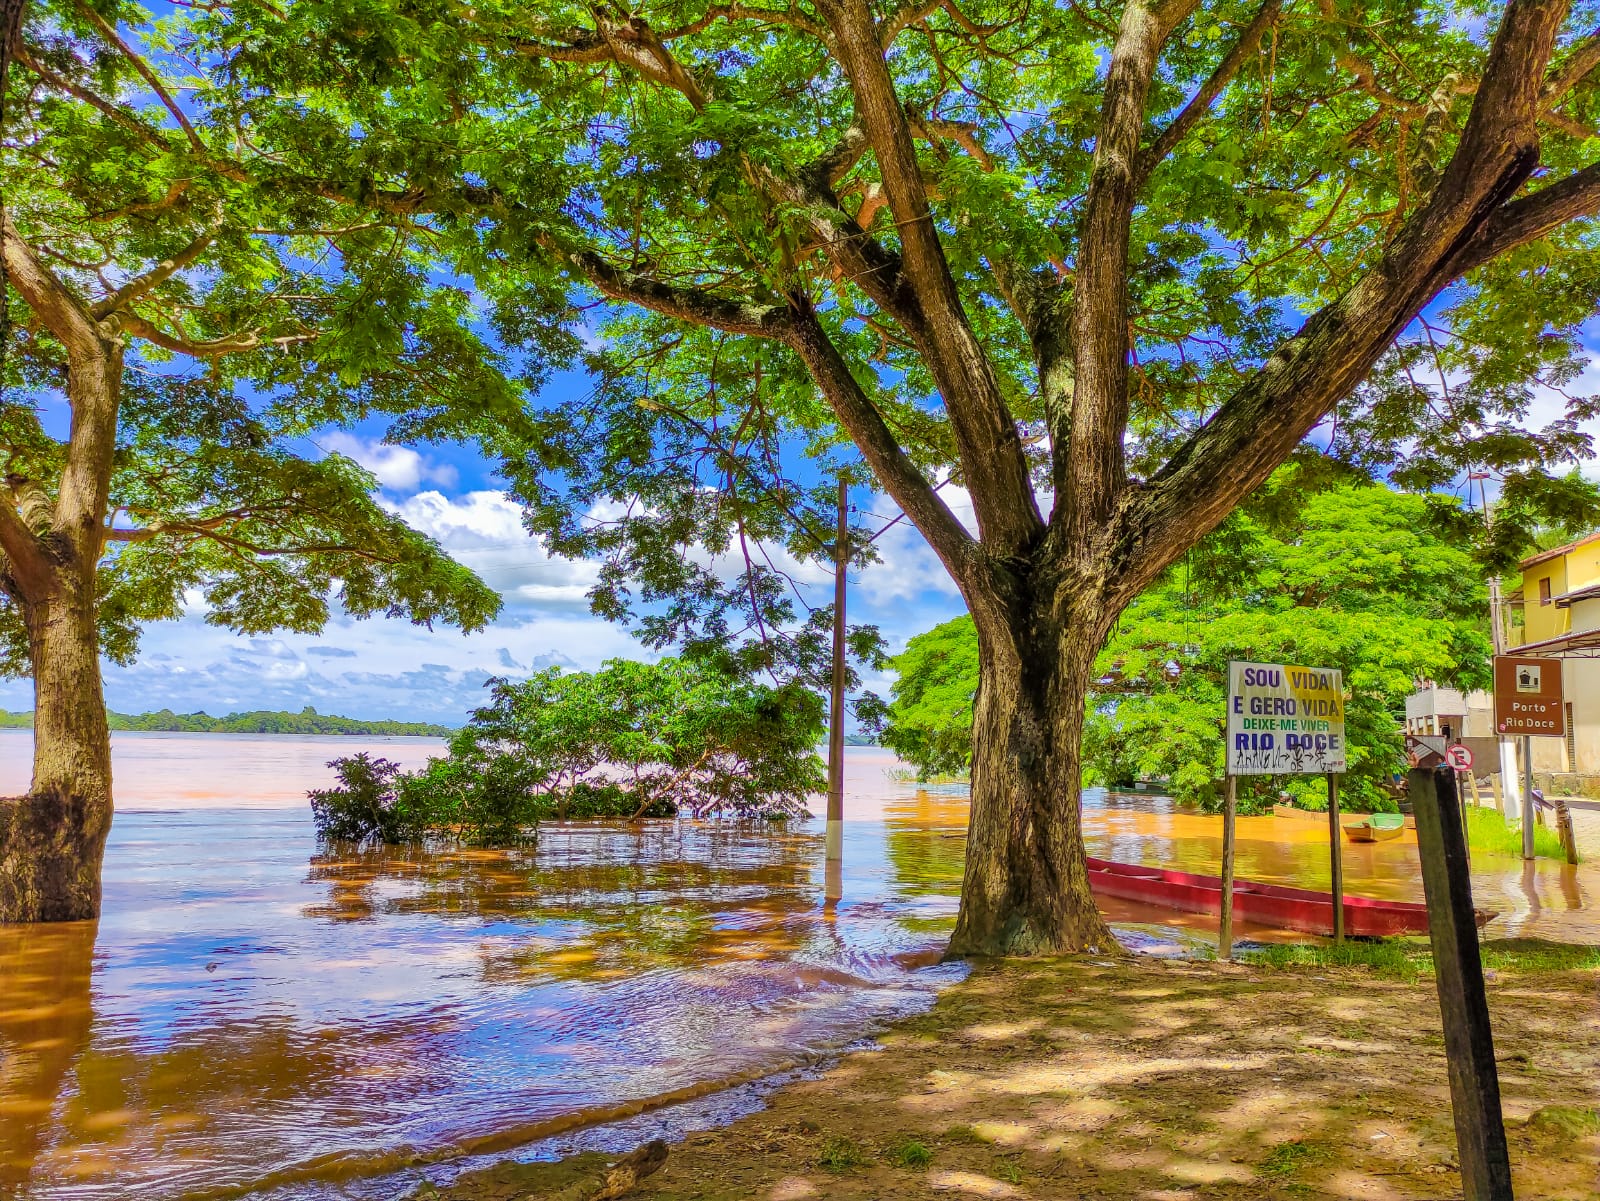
top-left (1, 220), bottom-right (123, 923)
top-left (949, 582), bottom-right (1120, 956)
top-left (1, 574), bottom-right (114, 922)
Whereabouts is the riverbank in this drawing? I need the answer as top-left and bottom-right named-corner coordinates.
top-left (446, 943), bottom-right (1600, 1201)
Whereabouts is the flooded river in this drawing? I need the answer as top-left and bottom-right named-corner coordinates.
top-left (0, 732), bottom-right (1594, 1200)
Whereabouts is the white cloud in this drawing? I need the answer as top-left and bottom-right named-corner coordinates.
top-left (322, 432), bottom-right (459, 492)
top-left (389, 489), bottom-right (601, 610)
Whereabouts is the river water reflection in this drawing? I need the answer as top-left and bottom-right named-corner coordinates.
top-left (0, 734), bottom-right (1594, 1200)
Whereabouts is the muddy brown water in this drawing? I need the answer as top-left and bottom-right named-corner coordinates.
top-left (0, 733), bottom-right (1593, 1200)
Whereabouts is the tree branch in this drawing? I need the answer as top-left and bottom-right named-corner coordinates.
top-left (1065, 0), bottom-right (1200, 535)
top-left (783, 294), bottom-right (983, 594)
top-left (824, 0), bottom-right (1043, 554)
top-left (1545, 25), bottom-right (1600, 100)
top-left (564, 246), bottom-right (796, 339)
top-left (1135, 0), bottom-right (1282, 188)
top-left (91, 220), bottom-right (220, 319)
top-left (0, 478), bottom-right (56, 597)
top-left (0, 213), bottom-right (108, 356)
top-left (73, 0), bottom-right (206, 153)
top-left (1448, 158), bottom-right (1600, 274)
top-left (1113, 0), bottom-right (1575, 601)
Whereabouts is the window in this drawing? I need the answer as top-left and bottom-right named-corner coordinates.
top-left (1540, 577), bottom-right (1552, 605)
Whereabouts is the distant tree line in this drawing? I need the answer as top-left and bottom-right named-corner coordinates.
top-left (0, 707), bottom-right (451, 738)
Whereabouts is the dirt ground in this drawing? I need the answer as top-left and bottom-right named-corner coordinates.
top-left (651, 951), bottom-right (1600, 1200)
top-left (448, 945), bottom-right (1600, 1201)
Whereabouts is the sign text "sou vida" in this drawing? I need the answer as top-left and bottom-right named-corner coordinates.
top-left (1227, 662), bottom-right (1346, 777)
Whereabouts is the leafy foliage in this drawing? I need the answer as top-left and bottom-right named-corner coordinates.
top-left (2, 0), bottom-right (522, 680)
top-left (884, 478), bottom-right (1493, 812)
top-left (308, 658), bottom-right (825, 844)
top-left (114, 0), bottom-right (1600, 679)
top-left (879, 615), bottom-right (980, 779)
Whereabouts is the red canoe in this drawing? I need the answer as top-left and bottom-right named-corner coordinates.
top-left (1085, 857), bottom-right (1496, 938)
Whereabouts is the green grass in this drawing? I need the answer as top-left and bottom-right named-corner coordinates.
top-left (1466, 804), bottom-right (1572, 860)
top-left (884, 767), bottom-right (970, 785)
top-left (940, 1124), bottom-right (986, 1144)
top-left (1242, 939), bottom-right (1433, 980)
top-left (1479, 939), bottom-right (1600, 973)
top-left (1259, 1139), bottom-right (1330, 1178)
top-left (1527, 1106), bottom-right (1600, 1140)
top-left (884, 1137), bottom-right (934, 1168)
top-left (1243, 936), bottom-right (1600, 979)
top-left (992, 1158), bottom-right (1025, 1185)
top-left (818, 1136), bottom-right (867, 1172)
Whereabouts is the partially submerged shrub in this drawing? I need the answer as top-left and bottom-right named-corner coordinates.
top-left (309, 754), bottom-right (408, 844)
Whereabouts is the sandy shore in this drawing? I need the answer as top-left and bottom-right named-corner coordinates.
top-left (443, 944), bottom-right (1599, 1201)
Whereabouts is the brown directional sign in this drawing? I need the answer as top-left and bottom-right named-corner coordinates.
top-left (1493, 656), bottom-right (1565, 737)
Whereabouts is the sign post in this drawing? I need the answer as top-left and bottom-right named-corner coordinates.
top-left (1225, 662), bottom-right (1347, 955)
top-left (1493, 656), bottom-right (1565, 863)
top-left (1218, 775), bottom-right (1237, 959)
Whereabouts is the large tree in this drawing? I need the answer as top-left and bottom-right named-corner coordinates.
top-left (0, 1), bottom-right (522, 920)
top-left (189, 0), bottom-right (1600, 953)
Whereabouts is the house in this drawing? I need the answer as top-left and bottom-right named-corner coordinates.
top-left (1505, 533), bottom-right (1600, 777)
top-left (1404, 686), bottom-right (1495, 739)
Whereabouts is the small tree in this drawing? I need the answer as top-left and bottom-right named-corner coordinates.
top-left (311, 658), bottom-right (827, 844)
top-left (0, 2), bottom-right (522, 919)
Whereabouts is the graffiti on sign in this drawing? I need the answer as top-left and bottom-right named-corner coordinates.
top-left (1227, 661), bottom-right (1346, 776)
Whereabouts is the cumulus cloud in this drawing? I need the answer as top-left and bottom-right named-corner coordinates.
top-left (322, 432), bottom-right (460, 492)
top-left (389, 490), bottom-right (601, 611)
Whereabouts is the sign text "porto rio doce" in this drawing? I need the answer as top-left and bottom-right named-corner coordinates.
top-left (1227, 662), bottom-right (1346, 776)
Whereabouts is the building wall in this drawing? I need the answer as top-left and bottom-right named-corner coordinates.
top-left (1517, 537), bottom-right (1600, 645)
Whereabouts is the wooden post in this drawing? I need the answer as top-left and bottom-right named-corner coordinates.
top-left (1550, 794), bottom-right (1579, 866)
top-left (1218, 775), bottom-right (1237, 961)
top-left (824, 479), bottom-right (847, 901)
top-left (1410, 765), bottom-right (1514, 1201)
top-left (1327, 774), bottom-right (1344, 944)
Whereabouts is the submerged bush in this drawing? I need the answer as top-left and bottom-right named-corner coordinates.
top-left (309, 657), bottom-right (825, 844)
top-left (308, 754), bottom-right (409, 844)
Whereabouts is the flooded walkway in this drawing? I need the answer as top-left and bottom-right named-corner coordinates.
top-left (0, 735), bottom-right (1594, 1199)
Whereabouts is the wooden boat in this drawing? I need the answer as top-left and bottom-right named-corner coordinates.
top-left (1272, 802), bottom-right (1325, 821)
top-left (1084, 856), bottom-right (1495, 937)
top-left (1342, 813), bottom-right (1406, 843)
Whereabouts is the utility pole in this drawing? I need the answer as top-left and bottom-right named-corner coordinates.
top-left (825, 479), bottom-right (847, 901)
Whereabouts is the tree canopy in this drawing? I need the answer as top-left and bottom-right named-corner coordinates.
top-left (2, 0), bottom-right (522, 694)
top-left (135, 0), bottom-right (1600, 659)
top-left (884, 475), bottom-right (1499, 811)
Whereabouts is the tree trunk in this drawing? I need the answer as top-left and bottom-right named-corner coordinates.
top-left (0, 579), bottom-right (113, 922)
top-left (947, 597), bottom-right (1121, 957)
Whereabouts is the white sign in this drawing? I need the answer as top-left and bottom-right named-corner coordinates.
top-left (1445, 744), bottom-right (1474, 771)
top-left (1227, 661), bottom-right (1346, 777)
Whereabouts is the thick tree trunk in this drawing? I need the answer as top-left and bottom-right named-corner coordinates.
top-left (947, 599), bottom-right (1121, 957)
top-left (0, 580), bottom-right (113, 921)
